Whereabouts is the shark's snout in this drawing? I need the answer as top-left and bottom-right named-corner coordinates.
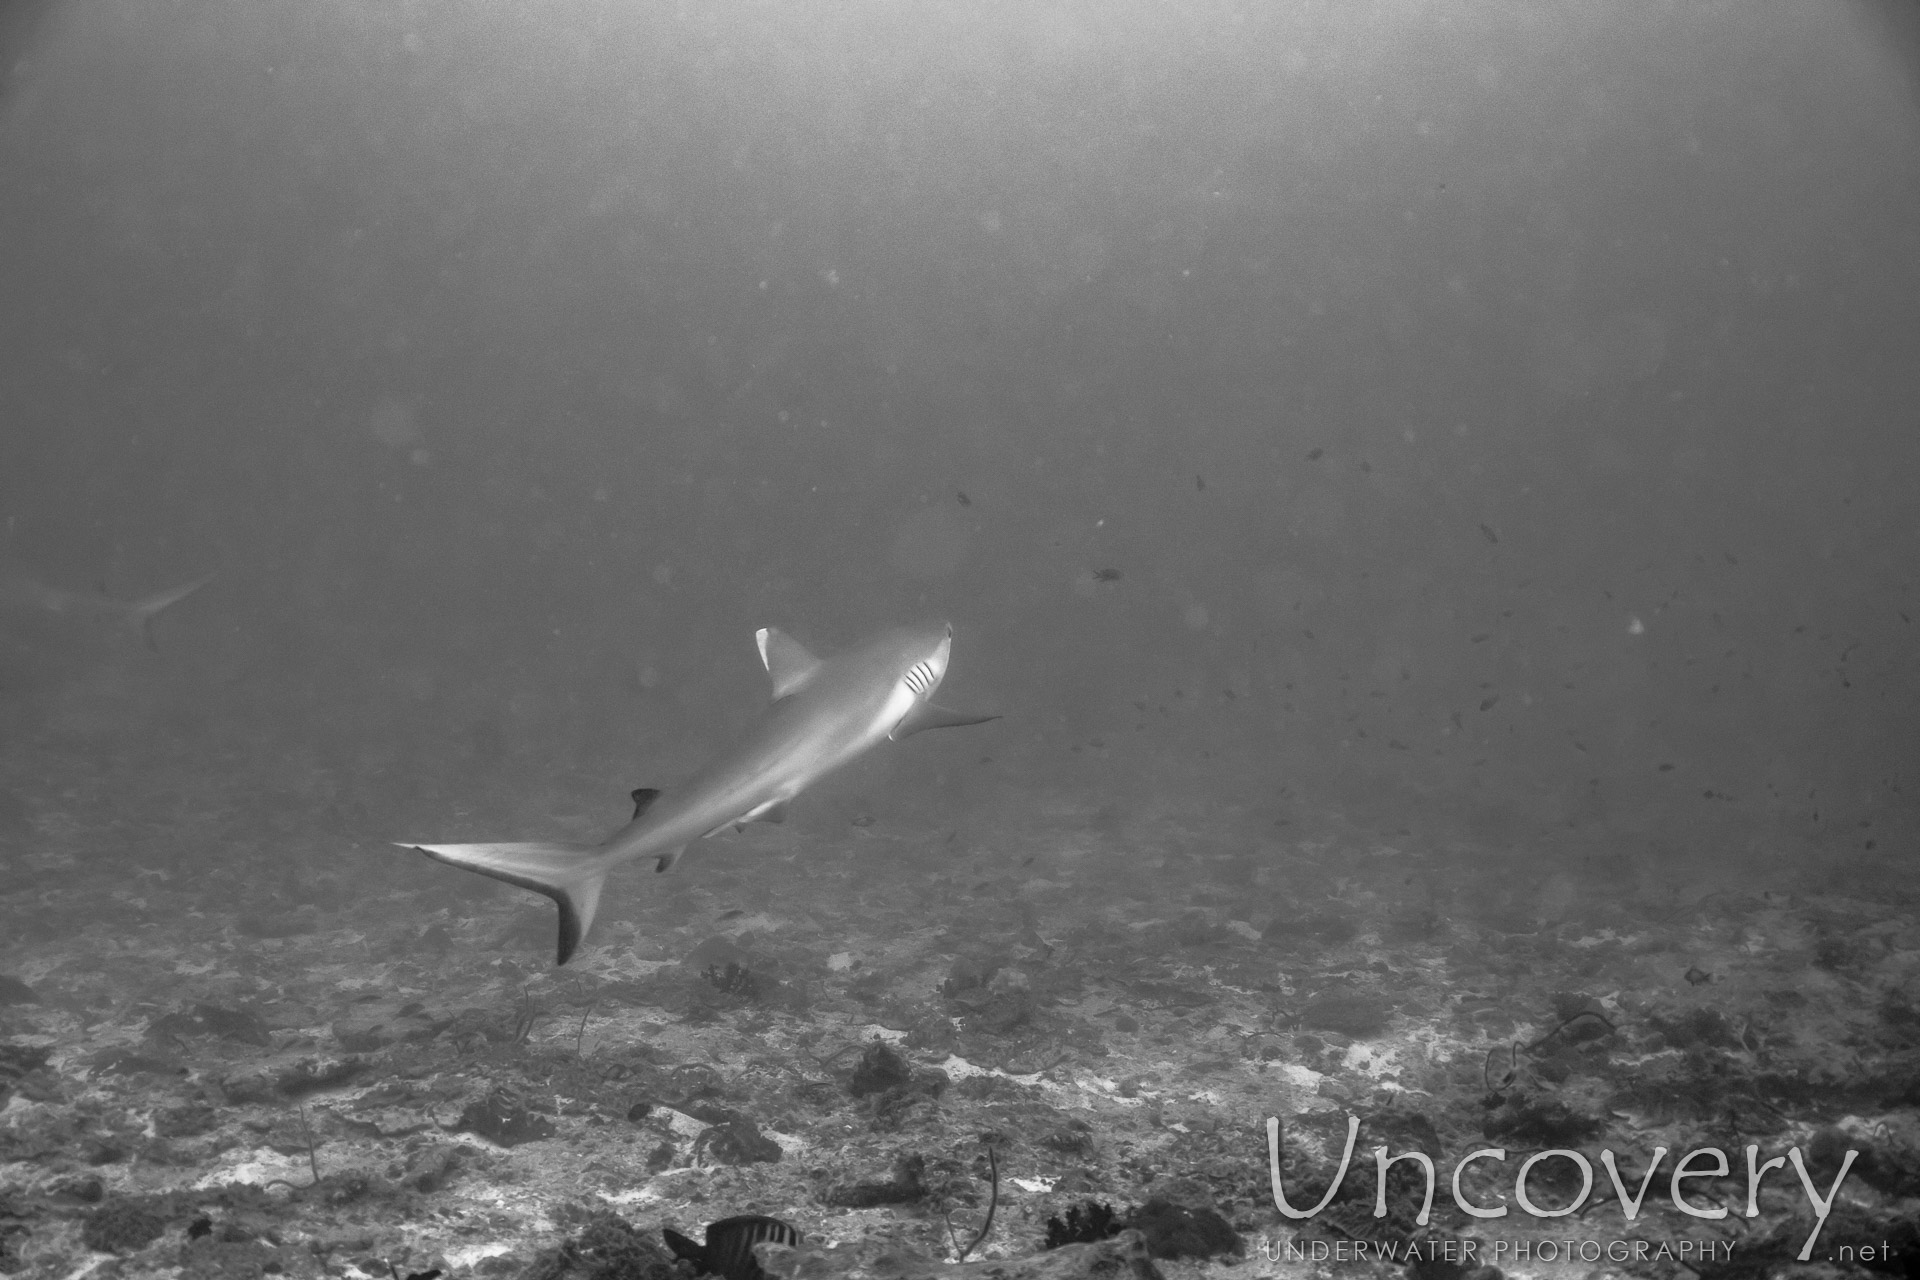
top-left (906, 625), bottom-right (953, 696)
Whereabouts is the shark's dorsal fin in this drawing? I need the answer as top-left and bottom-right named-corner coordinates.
top-left (755, 627), bottom-right (823, 700)
top-left (630, 788), bottom-right (661, 821)
top-left (890, 702), bottom-right (1001, 741)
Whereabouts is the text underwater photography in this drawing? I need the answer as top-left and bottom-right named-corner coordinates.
top-left (1252, 1111), bottom-right (1892, 1269)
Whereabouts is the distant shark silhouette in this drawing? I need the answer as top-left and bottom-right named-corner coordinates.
top-left (0, 571), bottom-right (216, 649)
top-left (0, 0), bottom-right (59, 102)
top-left (399, 623), bottom-right (999, 965)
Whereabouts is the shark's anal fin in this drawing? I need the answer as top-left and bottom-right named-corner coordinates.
top-left (755, 627), bottom-right (823, 700)
top-left (399, 841), bottom-right (605, 966)
top-left (630, 787), bottom-right (661, 820)
top-left (890, 701), bottom-right (1001, 741)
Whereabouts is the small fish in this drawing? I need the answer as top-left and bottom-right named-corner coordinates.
top-left (1684, 966), bottom-right (1712, 986)
top-left (1479, 523), bottom-right (1500, 545)
top-left (1092, 568), bottom-right (1122, 582)
top-left (1194, 473), bottom-right (1205, 491)
top-left (664, 1215), bottom-right (804, 1280)
top-left (716, 908), bottom-right (745, 921)
top-left (1307, 447), bottom-right (1323, 461)
top-left (956, 491), bottom-right (971, 507)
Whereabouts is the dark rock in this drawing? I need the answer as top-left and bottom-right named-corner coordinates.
top-left (0, 976), bottom-right (38, 1005)
top-left (235, 911), bottom-right (315, 939)
top-left (943, 955), bottom-right (1002, 996)
top-left (80, 1198), bottom-right (169, 1254)
top-left (332, 1021), bottom-right (392, 1052)
top-left (1299, 994), bottom-right (1391, 1038)
top-left (1264, 913), bottom-right (1357, 949)
top-left (1482, 1093), bottom-right (1604, 1149)
top-left (760, 1229), bottom-right (1164, 1280)
top-left (1045, 1202), bottom-right (1123, 1248)
top-left (1125, 1199), bottom-right (1241, 1261)
top-left (521, 1210), bottom-right (679, 1280)
top-left (825, 1154), bottom-right (925, 1207)
top-left (1648, 1008), bottom-right (1738, 1050)
top-left (1042, 1121), bottom-right (1097, 1158)
top-left (849, 1042), bottom-right (912, 1097)
top-left (693, 1118), bottom-right (781, 1166)
top-left (178, 1236), bottom-right (293, 1279)
top-left (956, 988), bottom-right (1034, 1036)
top-left (88, 1048), bottom-right (180, 1078)
top-left (0, 1044), bottom-right (52, 1076)
top-left (153, 1103), bottom-right (219, 1139)
top-left (147, 1004), bottom-right (272, 1048)
top-left (457, 1087), bottom-right (555, 1147)
top-left (51, 1174), bottom-right (105, 1203)
top-left (273, 1056), bottom-right (368, 1099)
top-left (1052, 1169), bottom-right (1099, 1195)
top-left (408, 1143), bottom-right (466, 1194)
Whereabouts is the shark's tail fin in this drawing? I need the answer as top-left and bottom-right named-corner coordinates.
top-left (398, 841), bottom-right (608, 965)
top-left (127, 571), bottom-right (216, 649)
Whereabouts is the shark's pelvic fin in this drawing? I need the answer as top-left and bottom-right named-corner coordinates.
top-left (739, 797), bottom-right (789, 824)
top-left (755, 627), bottom-right (823, 700)
top-left (630, 788), bottom-right (662, 820)
top-left (655, 846), bottom-right (687, 873)
top-left (127, 571), bottom-right (217, 650)
top-left (398, 841), bottom-right (606, 965)
top-left (890, 701), bottom-right (1002, 741)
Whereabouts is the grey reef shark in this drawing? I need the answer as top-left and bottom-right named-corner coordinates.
top-left (0, 570), bottom-right (216, 649)
top-left (399, 623), bottom-right (998, 965)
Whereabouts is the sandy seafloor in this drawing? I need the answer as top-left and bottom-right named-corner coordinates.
top-left (3, 738), bottom-right (1919, 1280)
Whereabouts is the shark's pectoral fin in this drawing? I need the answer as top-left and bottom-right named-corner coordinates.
top-left (741, 797), bottom-right (789, 824)
top-left (890, 701), bottom-right (1002, 741)
top-left (630, 787), bottom-right (661, 820)
top-left (399, 841), bottom-right (606, 966)
top-left (755, 627), bottom-right (824, 700)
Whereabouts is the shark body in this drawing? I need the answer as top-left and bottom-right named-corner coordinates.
top-left (0, 571), bottom-right (216, 649)
top-left (399, 622), bottom-right (997, 965)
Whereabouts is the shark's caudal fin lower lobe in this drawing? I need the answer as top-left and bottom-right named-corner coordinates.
top-left (127, 572), bottom-right (216, 650)
top-left (398, 841), bottom-right (606, 965)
